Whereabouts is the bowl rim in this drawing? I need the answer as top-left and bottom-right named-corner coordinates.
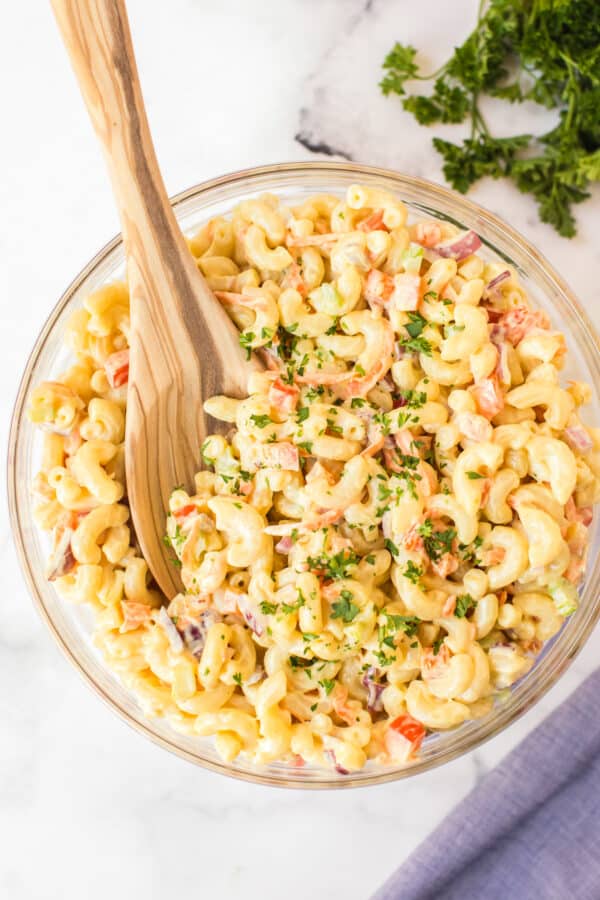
top-left (8, 160), bottom-right (600, 789)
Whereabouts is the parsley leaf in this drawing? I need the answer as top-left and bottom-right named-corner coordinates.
top-left (306, 550), bottom-right (360, 580)
top-left (239, 331), bottom-right (255, 359)
top-left (404, 311), bottom-right (428, 338)
top-left (282, 590), bottom-right (306, 615)
top-left (259, 601), bottom-right (278, 615)
top-left (384, 538), bottom-right (399, 559)
top-left (289, 655), bottom-right (315, 670)
top-left (331, 590), bottom-right (360, 623)
top-left (454, 593), bottom-right (477, 618)
top-left (250, 414), bottom-right (272, 429)
top-left (403, 560), bottom-right (424, 584)
top-left (319, 678), bottom-right (336, 695)
top-left (380, 43), bottom-right (420, 96)
top-left (417, 518), bottom-right (457, 562)
top-left (398, 334), bottom-right (433, 356)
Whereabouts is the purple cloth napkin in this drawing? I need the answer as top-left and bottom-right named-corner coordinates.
top-left (373, 669), bottom-right (600, 900)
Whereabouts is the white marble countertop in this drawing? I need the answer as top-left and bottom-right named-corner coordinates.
top-left (2, 1), bottom-right (599, 898)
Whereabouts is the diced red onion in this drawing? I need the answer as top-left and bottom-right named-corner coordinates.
top-left (393, 341), bottom-right (415, 361)
top-left (421, 247), bottom-right (441, 264)
top-left (484, 306), bottom-right (504, 323)
top-left (264, 522), bottom-right (298, 537)
top-left (157, 606), bottom-right (184, 653)
top-left (40, 421), bottom-right (75, 438)
top-left (246, 666), bottom-right (265, 686)
top-left (495, 343), bottom-right (511, 385)
top-left (489, 323), bottom-right (507, 346)
top-left (485, 270), bottom-right (511, 294)
top-left (435, 230), bottom-right (482, 261)
top-left (237, 594), bottom-right (266, 637)
top-left (195, 513), bottom-right (215, 533)
top-left (564, 423), bottom-right (594, 454)
top-left (46, 528), bottom-right (76, 581)
top-left (324, 749), bottom-right (349, 775)
top-left (180, 609), bottom-right (223, 658)
top-left (362, 667), bottom-right (385, 712)
top-left (275, 535), bottom-right (294, 554)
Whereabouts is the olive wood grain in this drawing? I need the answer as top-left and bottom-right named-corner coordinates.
top-left (51, 0), bottom-right (262, 598)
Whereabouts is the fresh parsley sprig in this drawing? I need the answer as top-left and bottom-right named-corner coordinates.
top-left (380, 0), bottom-right (600, 236)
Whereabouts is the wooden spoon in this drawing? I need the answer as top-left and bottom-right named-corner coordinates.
top-left (51, 0), bottom-right (262, 598)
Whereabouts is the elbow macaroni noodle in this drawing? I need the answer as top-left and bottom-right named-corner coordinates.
top-left (28, 185), bottom-right (599, 773)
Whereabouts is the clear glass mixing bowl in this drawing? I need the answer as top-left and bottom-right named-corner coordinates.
top-left (8, 162), bottom-right (600, 788)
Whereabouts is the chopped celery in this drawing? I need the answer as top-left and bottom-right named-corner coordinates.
top-left (308, 282), bottom-right (343, 315)
top-left (401, 243), bottom-right (424, 274)
top-left (548, 579), bottom-right (579, 617)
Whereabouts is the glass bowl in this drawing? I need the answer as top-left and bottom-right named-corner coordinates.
top-left (8, 162), bottom-right (600, 789)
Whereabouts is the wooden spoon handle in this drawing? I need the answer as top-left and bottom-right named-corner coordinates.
top-left (49, 1), bottom-right (224, 327)
top-left (51, 0), bottom-right (260, 598)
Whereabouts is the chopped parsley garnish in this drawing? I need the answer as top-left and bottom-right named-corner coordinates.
top-left (297, 440), bottom-right (314, 454)
top-left (454, 593), bottom-right (477, 618)
top-left (384, 538), bottom-right (399, 558)
top-left (403, 560), bottom-right (424, 584)
top-left (281, 589), bottom-right (306, 615)
top-left (331, 590), bottom-right (360, 623)
top-left (350, 397), bottom-right (367, 408)
top-left (232, 672), bottom-right (243, 686)
top-left (373, 410), bottom-right (391, 435)
top-left (289, 655), bottom-right (315, 670)
top-left (319, 678), bottom-right (336, 695)
top-left (379, 0), bottom-right (600, 237)
top-left (201, 439), bottom-right (215, 466)
top-left (374, 650), bottom-right (396, 667)
top-left (239, 331), bottom-right (255, 359)
top-left (398, 334), bottom-right (433, 356)
top-left (378, 612), bottom-right (421, 649)
top-left (306, 549), bottom-right (360, 580)
top-left (417, 518), bottom-right (457, 562)
top-left (297, 406), bottom-right (310, 423)
top-left (460, 534), bottom-right (484, 564)
top-left (380, 455), bottom-right (422, 501)
top-left (466, 470), bottom-right (485, 480)
top-left (398, 388), bottom-right (427, 409)
top-left (405, 311), bottom-right (428, 338)
top-left (385, 613), bottom-right (421, 638)
top-left (432, 637), bottom-right (444, 656)
top-left (250, 414), bottom-right (272, 429)
top-left (259, 601), bottom-right (278, 615)
top-left (305, 385), bottom-right (325, 402)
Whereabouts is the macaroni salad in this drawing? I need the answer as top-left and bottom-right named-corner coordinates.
top-left (28, 185), bottom-right (600, 773)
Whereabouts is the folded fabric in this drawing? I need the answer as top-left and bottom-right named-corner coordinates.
top-left (373, 668), bottom-right (600, 900)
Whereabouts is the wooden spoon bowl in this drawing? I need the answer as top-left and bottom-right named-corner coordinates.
top-left (51, 0), bottom-right (262, 597)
